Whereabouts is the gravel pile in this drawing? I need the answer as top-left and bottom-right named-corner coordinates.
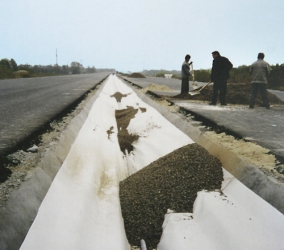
top-left (128, 73), bottom-right (146, 78)
top-left (0, 150), bottom-right (39, 207)
top-left (119, 143), bottom-right (223, 249)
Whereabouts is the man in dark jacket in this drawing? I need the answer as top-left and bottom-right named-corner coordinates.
top-left (210, 51), bottom-right (233, 105)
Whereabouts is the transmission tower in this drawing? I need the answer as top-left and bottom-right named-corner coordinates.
top-left (56, 48), bottom-right (58, 65)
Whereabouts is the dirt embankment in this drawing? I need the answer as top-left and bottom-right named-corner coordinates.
top-left (121, 73), bottom-right (146, 78)
top-left (138, 83), bottom-right (284, 182)
top-left (172, 83), bottom-right (283, 105)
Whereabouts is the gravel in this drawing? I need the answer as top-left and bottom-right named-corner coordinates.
top-left (119, 143), bottom-right (223, 249)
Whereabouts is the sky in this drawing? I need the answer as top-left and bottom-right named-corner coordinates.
top-left (1, 0), bottom-right (284, 72)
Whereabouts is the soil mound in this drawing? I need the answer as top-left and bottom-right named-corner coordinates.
top-left (128, 73), bottom-right (146, 78)
top-left (172, 83), bottom-right (283, 105)
top-left (119, 143), bottom-right (223, 249)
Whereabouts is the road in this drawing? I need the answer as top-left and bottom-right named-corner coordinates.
top-left (16, 75), bottom-right (283, 250)
top-left (0, 72), bottom-right (110, 157)
top-left (0, 74), bottom-right (283, 249)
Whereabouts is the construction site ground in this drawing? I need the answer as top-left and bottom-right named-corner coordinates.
top-left (122, 75), bottom-right (284, 161)
top-left (120, 75), bottom-right (284, 213)
top-left (0, 74), bottom-right (283, 249)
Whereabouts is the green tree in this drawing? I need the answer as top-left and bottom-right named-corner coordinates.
top-left (70, 61), bottom-right (82, 74)
top-left (0, 59), bottom-right (13, 79)
top-left (0, 65), bottom-right (13, 79)
top-left (62, 65), bottom-right (70, 74)
top-left (18, 64), bottom-right (34, 75)
top-left (54, 64), bottom-right (61, 74)
top-left (268, 63), bottom-right (284, 90)
top-left (195, 69), bottom-right (211, 82)
top-left (10, 59), bottom-right (18, 71)
top-left (86, 66), bottom-right (96, 73)
top-left (0, 59), bottom-right (11, 69)
top-left (228, 65), bottom-right (251, 83)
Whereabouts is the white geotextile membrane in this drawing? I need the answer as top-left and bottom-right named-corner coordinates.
top-left (20, 75), bottom-right (283, 250)
top-left (158, 169), bottom-right (283, 250)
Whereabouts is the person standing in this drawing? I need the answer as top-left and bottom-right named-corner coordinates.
top-left (210, 51), bottom-right (233, 105)
top-left (181, 54), bottom-right (192, 94)
top-left (249, 53), bottom-right (270, 109)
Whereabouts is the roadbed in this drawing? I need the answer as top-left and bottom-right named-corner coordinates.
top-left (122, 76), bottom-right (284, 162)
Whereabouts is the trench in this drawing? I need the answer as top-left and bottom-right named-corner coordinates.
top-left (0, 74), bottom-right (278, 249)
top-left (0, 75), bottom-right (109, 249)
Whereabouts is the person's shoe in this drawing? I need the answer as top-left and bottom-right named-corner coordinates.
top-left (209, 102), bottom-right (216, 105)
top-left (249, 105), bottom-right (254, 109)
top-left (266, 104), bottom-right (270, 109)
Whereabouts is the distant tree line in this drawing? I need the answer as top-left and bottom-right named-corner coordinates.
top-left (0, 58), bottom-right (114, 80)
top-left (228, 64), bottom-right (284, 90)
top-left (142, 63), bottom-right (284, 90)
top-left (3, 57), bottom-right (282, 90)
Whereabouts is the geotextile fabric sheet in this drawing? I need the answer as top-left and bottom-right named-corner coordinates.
top-left (20, 74), bottom-right (193, 249)
top-left (21, 75), bottom-right (283, 250)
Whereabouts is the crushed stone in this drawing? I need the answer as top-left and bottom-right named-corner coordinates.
top-left (120, 143), bottom-right (223, 250)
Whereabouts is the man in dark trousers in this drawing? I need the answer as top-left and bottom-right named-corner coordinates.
top-left (210, 51), bottom-right (233, 105)
top-left (249, 53), bottom-right (270, 109)
top-left (181, 54), bottom-right (193, 94)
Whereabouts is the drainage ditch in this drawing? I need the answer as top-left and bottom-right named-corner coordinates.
top-left (0, 76), bottom-right (108, 249)
top-left (0, 75), bottom-right (282, 250)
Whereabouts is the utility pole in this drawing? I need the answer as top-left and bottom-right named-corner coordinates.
top-left (56, 48), bottom-right (58, 65)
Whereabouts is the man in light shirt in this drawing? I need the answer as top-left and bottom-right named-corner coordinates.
top-left (181, 54), bottom-right (192, 94)
top-left (249, 53), bottom-right (270, 109)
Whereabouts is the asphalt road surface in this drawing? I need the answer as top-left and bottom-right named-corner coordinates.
top-left (0, 72), bottom-right (110, 157)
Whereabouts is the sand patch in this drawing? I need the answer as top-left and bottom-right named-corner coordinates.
top-left (204, 132), bottom-right (283, 181)
top-left (141, 83), bottom-right (174, 93)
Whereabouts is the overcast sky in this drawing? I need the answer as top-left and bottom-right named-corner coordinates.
top-left (1, 0), bottom-right (284, 72)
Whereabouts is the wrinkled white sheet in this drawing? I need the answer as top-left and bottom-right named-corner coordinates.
top-left (158, 169), bottom-right (284, 250)
top-left (20, 74), bottom-right (193, 249)
top-left (21, 75), bottom-right (283, 250)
